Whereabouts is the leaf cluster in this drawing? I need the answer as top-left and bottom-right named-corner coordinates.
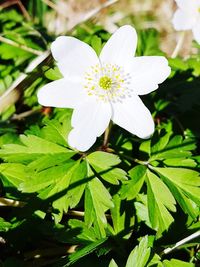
top-left (0, 6), bottom-right (200, 267)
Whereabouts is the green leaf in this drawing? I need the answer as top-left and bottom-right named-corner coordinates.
top-left (151, 130), bottom-right (172, 156)
top-left (39, 161), bottom-right (87, 223)
top-left (19, 160), bottom-right (87, 223)
top-left (0, 43), bottom-right (31, 60)
top-left (109, 194), bottom-right (134, 236)
top-left (41, 117), bottom-right (72, 147)
top-left (67, 238), bottom-right (108, 266)
top-left (0, 217), bottom-right (12, 232)
top-left (109, 259), bottom-right (118, 267)
top-left (91, 35), bottom-right (102, 55)
top-left (169, 57), bottom-right (188, 71)
top-left (27, 153), bottom-right (74, 172)
top-left (136, 29), bottom-right (163, 56)
top-left (135, 195), bottom-right (152, 229)
top-left (147, 254), bottom-right (162, 267)
top-left (68, 219), bottom-right (98, 242)
top-left (125, 236), bottom-right (151, 267)
top-left (139, 139), bottom-right (151, 158)
top-left (109, 194), bottom-right (125, 235)
top-left (146, 170), bottom-right (176, 235)
top-left (87, 151), bottom-right (120, 168)
top-left (0, 10), bottom-right (23, 22)
top-left (44, 66), bottom-right (63, 80)
top-left (0, 163), bottom-right (28, 187)
top-left (164, 158), bottom-right (196, 168)
top-left (0, 132), bottom-right (18, 147)
top-left (151, 135), bottom-right (196, 161)
top-left (87, 151), bottom-right (127, 185)
top-left (120, 165), bottom-right (146, 200)
top-left (163, 259), bottom-right (195, 267)
top-left (0, 134), bottom-right (74, 163)
top-left (84, 165), bottom-right (114, 237)
top-left (66, 161), bottom-right (88, 209)
top-left (154, 167), bottom-right (200, 206)
top-left (19, 161), bottom-right (74, 193)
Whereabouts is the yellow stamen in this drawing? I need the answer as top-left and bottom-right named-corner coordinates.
top-left (99, 76), bottom-right (112, 90)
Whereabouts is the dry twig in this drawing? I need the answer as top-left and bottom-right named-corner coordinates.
top-left (0, 36), bottom-right (43, 56)
top-left (0, 0), bottom-right (31, 21)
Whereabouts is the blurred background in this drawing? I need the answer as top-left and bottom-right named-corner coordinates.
top-left (0, 0), bottom-right (196, 57)
top-left (0, 0), bottom-right (198, 117)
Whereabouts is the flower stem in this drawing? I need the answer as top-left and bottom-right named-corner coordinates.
top-left (103, 122), bottom-right (113, 147)
top-left (171, 31), bottom-right (185, 58)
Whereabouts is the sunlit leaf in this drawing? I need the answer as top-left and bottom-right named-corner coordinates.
top-left (146, 170), bottom-right (176, 234)
top-left (87, 151), bottom-right (127, 185)
top-left (125, 236), bottom-right (151, 267)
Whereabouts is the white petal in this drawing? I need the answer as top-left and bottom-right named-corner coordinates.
top-left (37, 78), bottom-right (87, 108)
top-left (68, 128), bottom-right (96, 152)
top-left (172, 9), bottom-right (196, 30)
top-left (175, 0), bottom-right (196, 10)
top-left (68, 100), bottom-right (112, 151)
top-left (51, 36), bottom-right (99, 79)
top-left (129, 56), bottom-right (171, 95)
top-left (112, 95), bottom-right (154, 139)
top-left (192, 19), bottom-right (200, 44)
top-left (99, 25), bottom-right (137, 69)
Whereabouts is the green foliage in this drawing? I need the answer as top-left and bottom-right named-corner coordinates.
top-left (87, 151), bottom-right (127, 185)
top-left (85, 165), bottom-right (114, 237)
top-left (162, 259), bottom-right (195, 267)
top-left (118, 130), bottom-right (200, 236)
top-left (91, 35), bottom-right (102, 55)
top-left (109, 259), bottom-right (118, 267)
top-left (0, 217), bottom-right (12, 232)
top-left (67, 238), bottom-right (108, 266)
top-left (44, 66), bottom-right (63, 81)
top-left (136, 29), bottom-right (164, 56)
top-left (0, 6), bottom-right (200, 267)
top-left (154, 167), bottom-right (200, 218)
top-left (125, 236), bottom-right (151, 267)
top-left (146, 169), bottom-right (176, 235)
top-left (120, 165), bottom-right (146, 200)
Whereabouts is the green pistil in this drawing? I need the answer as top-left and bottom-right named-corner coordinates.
top-left (99, 76), bottom-right (112, 90)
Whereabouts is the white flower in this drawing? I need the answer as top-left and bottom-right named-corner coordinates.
top-left (172, 0), bottom-right (200, 44)
top-left (38, 25), bottom-right (170, 152)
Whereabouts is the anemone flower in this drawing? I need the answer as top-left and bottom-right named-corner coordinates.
top-left (172, 0), bottom-right (200, 44)
top-left (38, 25), bottom-right (170, 151)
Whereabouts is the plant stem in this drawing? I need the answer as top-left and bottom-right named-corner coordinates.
top-left (0, 36), bottom-right (43, 56)
top-left (42, 0), bottom-right (67, 17)
top-left (119, 153), bottom-right (149, 166)
top-left (11, 108), bottom-right (41, 120)
top-left (67, 210), bottom-right (84, 217)
top-left (162, 230), bottom-right (200, 255)
top-left (103, 122), bottom-right (113, 147)
top-left (0, 197), bottom-right (25, 207)
top-left (0, 51), bottom-right (52, 114)
top-left (0, 0), bottom-right (31, 21)
top-left (171, 31), bottom-right (185, 58)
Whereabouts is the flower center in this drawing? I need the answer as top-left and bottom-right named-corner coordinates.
top-left (99, 76), bottom-right (112, 90)
top-left (84, 63), bottom-right (132, 103)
